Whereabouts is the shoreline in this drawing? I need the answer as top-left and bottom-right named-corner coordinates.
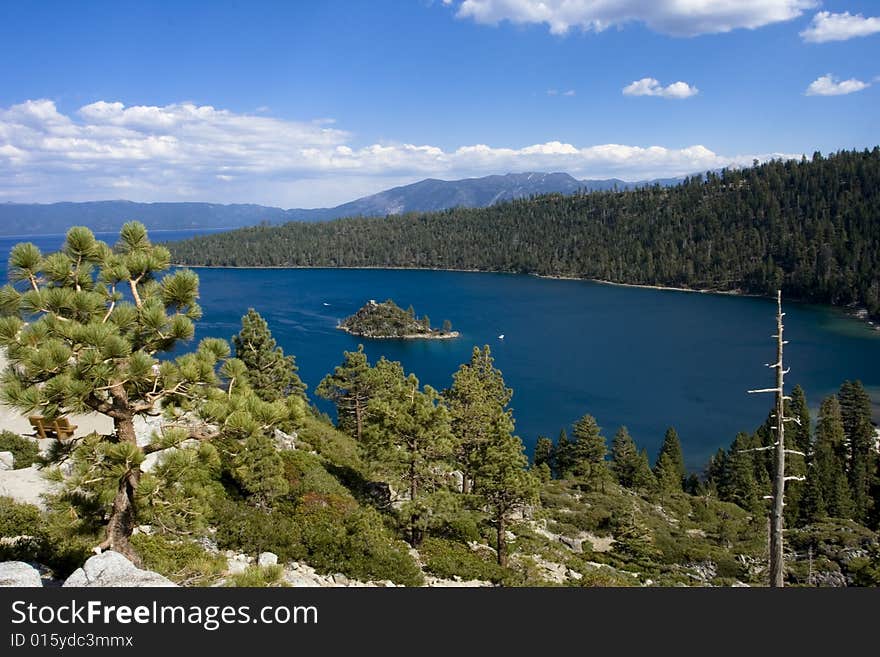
top-left (337, 325), bottom-right (460, 340)
top-left (172, 263), bottom-right (879, 331)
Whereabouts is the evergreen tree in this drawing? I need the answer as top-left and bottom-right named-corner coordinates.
top-left (0, 224), bottom-right (224, 560)
top-left (610, 426), bottom-right (641, 488)
top-left (634, 448), bottom-right (657, 490)
top-left (474, 429), bottom-right (538, 567)
top-left (612, 505), bottom-right (660, 561)
top-left (813, 396), bottom-right (853, 519)
top-left (719, 433), bottom-right (762, 514)
top-left (316, 345), bottom-right (372, 442)
top-left (839, 380), bottom-right (876, 522)
top-left (443, 346), bottom-right (512, 494)
top-left (533, 435), bottom-right (555, 473)
top-left (789, 385), bottom-right (812, 456)
top-left (569, 414), bottom-right (608, 489)
top-left (232, 433), bottom-right (289, 505)
top-left (799, 459), bottom-right (827, 524)
top-left (554, 428), bottom-right (573, 478)
top-left (653, 427), bottom-right (685, 492)
top-left (232, 308), bottom-right (306, 402)
top-left (365, 373), bottom-right (453, 547)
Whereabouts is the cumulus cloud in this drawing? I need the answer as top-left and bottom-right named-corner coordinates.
top-left (623, 78), bottom-right (699, 99)
top-left (805, 74), bottom-right (870, 96)
top-left (800, 11), bottom-right (880, 43)
top-left (450, 0), bottom-right (816, 37)
top-left (0, 98), bottom-right (792, 206)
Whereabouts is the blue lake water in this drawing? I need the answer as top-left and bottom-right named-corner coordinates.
top-left (3, 229), bottom-right (879, 470)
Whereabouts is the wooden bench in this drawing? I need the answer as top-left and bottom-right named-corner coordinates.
top-left (28, 416), bottom-right (78, 440)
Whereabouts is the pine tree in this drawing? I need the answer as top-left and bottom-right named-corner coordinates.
top-left (443, 346), bottom-right (512, 494)
top-left (839, 380), bottom-right (876, 522)
top-left (233, 433), bottom-right (289, 505)
top-left (316, 345), bottom-right (373, 443)
top-left (610, 426), bottom-right (641, 488)
top-left (554, 428), bottom-right (572, 478)
top-left (720, 432), bottom-right (762, 514)
top-left (365, 373), bottom-right (453, 547)
top-left (814, 396), bottom-right (854, 519)
top-left (474, 429), bottom-right (538, 567)
top-left (653, 427), bottom-right (685, 492)
top-left (232, 308), bottom-right (306, 402)
top-left (0, 224), bottom-right (224, 560)
top-left (569, 414), bottom-right (608, 488)
top-left (634, 448), bottom-right (657, 490)
top-left (783, 385), bottom-right (811, 523)
top-left (789, 385), bottom-right (812, 456)
top-left (533, 435), bottom-right (555, 472)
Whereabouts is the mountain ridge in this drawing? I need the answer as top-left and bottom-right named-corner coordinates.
top-left (0, 171), bottom-right (686, 235)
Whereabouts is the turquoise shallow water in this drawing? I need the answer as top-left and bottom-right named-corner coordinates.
top-left (3, 230), bottom-right (879, 471)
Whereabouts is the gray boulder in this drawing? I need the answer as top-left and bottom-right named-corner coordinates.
top-left (273, 429), bottom-right (297, 451)
top-left (0, 451), bottom-right (13, 471)
top-left (63, 551), bottom-right (177, 588)
top-left (0, 561), bottom-right (43, 587)
top-left (257, 552), bottom-right (278, 567)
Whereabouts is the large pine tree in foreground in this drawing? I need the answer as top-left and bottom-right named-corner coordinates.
top-left (0, 223), bottom-right (219, 559)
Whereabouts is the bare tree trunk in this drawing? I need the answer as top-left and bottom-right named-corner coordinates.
top-left (100, 413), bottom-right (142, 564)
top-left (769, 291), bottom-right (786, 588)
top-left (496, 514), bottom-right (507, 567)
top-left (355, 397), bottom-right (364, 443)
top-left (409, 454), bottom-right (422, 547)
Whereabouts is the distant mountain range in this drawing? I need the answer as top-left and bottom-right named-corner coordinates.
top-left (0, 171), bottom-right (686, 235)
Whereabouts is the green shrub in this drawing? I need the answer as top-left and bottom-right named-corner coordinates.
top-left (131, 534), bottom-right (226, 586)
top-left (214, 500), bottom-right (304, 561)
top-left (419, 537), bottom-right (508, 583)
top-left (295, 496), bottom-right (423, 586)
top-left (280, 450), bottom-right (349, 500)
top-left (213, 496), bottom-right (422, 586)
top-left (0, 496), bottom-right (43, 562)
top-left (297, 416), bottom-right (363, 473)
top-left (0, 431), bottom-right (41, 469)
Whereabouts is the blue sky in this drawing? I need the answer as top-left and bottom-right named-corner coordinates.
top-left (0, 0), bottom-right (878, 207)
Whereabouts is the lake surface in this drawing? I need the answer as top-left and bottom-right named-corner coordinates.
top-left (2, 229), bottom-right (879, 470)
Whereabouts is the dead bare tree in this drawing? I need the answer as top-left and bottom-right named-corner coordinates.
top-left (746, 290), bottom-right (805, 587)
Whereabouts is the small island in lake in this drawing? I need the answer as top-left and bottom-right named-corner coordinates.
top-left (338, 299), bottom-right (459, 339)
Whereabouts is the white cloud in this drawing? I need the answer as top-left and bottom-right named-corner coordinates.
top-left (450, 0), bottom-right (816, 37)
top-left (623, 78), bottom-right (699, 99)
top-left (562, 89), bottom-right (576, 96)
top-left (547, 89), bottom-right (576, 96)
top-left (800, 11), bottom-right (880, 43)
top-left (805, 74), bottom-right (869, 96)
top-left (0, 98), bottom-right (793, 206)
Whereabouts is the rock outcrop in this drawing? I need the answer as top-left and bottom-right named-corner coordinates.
top-left (63, 551), bottom-right (177, 588)
top-left (0, 465), bottom-right (59, 509)
top-left (0, 561), bottom-right (43, 587)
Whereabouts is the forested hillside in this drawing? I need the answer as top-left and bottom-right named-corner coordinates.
top-left (169, 148), bottom-right (880, 316)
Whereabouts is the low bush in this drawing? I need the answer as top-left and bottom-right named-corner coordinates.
top-left (419, 537), bottom-right (508, 583)
top-left (131, 534), bottom-right (226, 586)
top-left (0, 431), bottom-right (40, 469)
